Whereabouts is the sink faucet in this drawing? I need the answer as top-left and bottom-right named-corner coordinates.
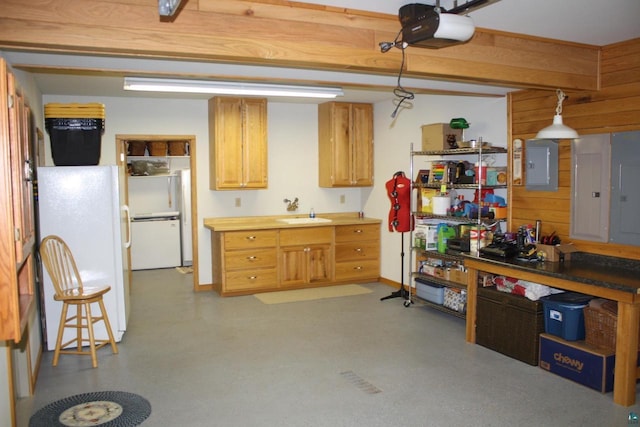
top-left (283, 197), bottom-right (299, 211)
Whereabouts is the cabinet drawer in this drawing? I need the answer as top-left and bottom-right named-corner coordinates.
top-left (225, 248), bottom-right (276, 270)
top-left (335, 224), bottom-right (379, 243)
top-left (224, 230), bottom-right (277, 250)
top-left (335, 241), bottom-right (379, 261)
top-left (224, 268), bottom-right (277, 292)
top-left (279, 227), bottom-right (332, 245)
top-left (335, 259), bottom-right (380, 280)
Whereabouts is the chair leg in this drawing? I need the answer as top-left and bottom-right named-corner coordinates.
top-left (76, 303), bottom-right (83, 352)
top-left (84, 302), bottom-right (98, 368)
top-left (98, 298), bottom-right (119, 354)
top-left (53, 303), bottom-right (69, 366)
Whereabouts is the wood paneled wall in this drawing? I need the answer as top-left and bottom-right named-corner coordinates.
top-left (508, 38), bottom-right (640, 260)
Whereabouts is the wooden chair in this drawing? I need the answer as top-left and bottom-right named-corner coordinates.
top-left (39, 235), bottom-right (118, 368)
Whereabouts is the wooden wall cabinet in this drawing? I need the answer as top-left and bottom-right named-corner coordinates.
top-left (334, 224), bottom-right (380, 281)
top-left (0, 58), bottom-right (35, 342)
top-left (318, 102), bottom-right (373, 187)
top-left (279, 227), bottom-right (333, 287)
top-left (209, 97), bottom-right (267, 190)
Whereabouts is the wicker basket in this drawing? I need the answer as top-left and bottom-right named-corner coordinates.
top-left (147, 141), bottom-right (168, 156)
top-left (128, 141), bottom-right (147, 156)
top-left (168, 140), bottom-right (188, 156)
top-left (584, 306), bottom-right (617, 351)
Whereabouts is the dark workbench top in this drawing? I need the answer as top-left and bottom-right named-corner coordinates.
top-left (464, 252), bottom-right (640, 294)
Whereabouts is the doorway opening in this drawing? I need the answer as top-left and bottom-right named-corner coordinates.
top-left (116, 135), bottom-right (200, 292)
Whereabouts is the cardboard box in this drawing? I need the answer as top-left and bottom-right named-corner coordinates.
top-left (536, 243), bottom-right (578, 262)
top-left (421, 123), bottom-right (463, 151)
top-left (415, 224), bottom-right (438, 251)
top-left (447, 269), bottom-right (469, 286)
top-left (417, 188), bottom-right (438, 213)
top-left (539, 333), bottom-right (621, 393)
top-left (443, 287), bottom-right (466, 313)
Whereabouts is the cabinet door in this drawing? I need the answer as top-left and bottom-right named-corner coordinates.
top-left (210, 97), bottom-right (243, 189)
top-left (209, 97), bottom-right (267, 190)
top-left (7, 73), bottom-right (35, 263)
top-left (610, 131), bottom-right (640, 245)
top-left (330, 102), bottom-right (353, 186)
top-left (242, 98), bottom-right (268, 189)
top-left (570, 134), bottom-right (610, 242)
top-left (351, 103), bottom-right (373, 186)
top-left (318, 102), bottom-right (373, 187)
top-left (280, 244), bottom-right (332, 287)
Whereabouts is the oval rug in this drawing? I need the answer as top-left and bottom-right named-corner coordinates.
top-left (30, 391), bottom-right (151, 427)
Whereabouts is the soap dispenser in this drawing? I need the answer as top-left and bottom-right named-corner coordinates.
top-left (309, 208), bottom-right (316, 219)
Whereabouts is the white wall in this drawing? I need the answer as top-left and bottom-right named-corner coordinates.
top-left (369, 95), bottom-right (508, 287)
top-left (40, 94), bottom-right (507, 288)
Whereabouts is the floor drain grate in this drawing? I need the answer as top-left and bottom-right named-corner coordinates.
top-left (340, 370), bottom-right (382, 394)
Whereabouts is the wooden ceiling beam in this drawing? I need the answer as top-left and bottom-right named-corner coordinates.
top-left (0, 0), bottom-right (600, 91)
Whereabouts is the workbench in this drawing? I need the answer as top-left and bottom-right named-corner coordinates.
top-left (463, 252), bottom-right (640, 406)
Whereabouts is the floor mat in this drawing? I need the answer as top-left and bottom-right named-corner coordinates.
top-left (175, 266), bottom-right (193, 274)
top-left (30, 390), bottom-right (151, 426)
top-left (254, 284), bottom-right (372, 304)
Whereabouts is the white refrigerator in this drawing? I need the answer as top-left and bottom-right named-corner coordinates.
top-left (37, 165), bottom-right (131, 350)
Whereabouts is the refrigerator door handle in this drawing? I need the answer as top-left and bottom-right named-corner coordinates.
top-left (122, 205), bottom-right (132, 248)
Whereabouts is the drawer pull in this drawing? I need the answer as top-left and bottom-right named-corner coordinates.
top-left (353, 229), bottom-right (363, 233)
top-left (354, 248), bottom-right (362, 252)
top-left (353, 266), bottom-right (363, 270)
top-left (246, 235), bottom-right (257, 241)
top-left (246, 256), bottom-right (258, 261)
top-left (248, 275), bottom-right (257, 280)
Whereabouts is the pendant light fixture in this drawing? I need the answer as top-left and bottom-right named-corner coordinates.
top-left (534, 89), bottom-right (579, 140)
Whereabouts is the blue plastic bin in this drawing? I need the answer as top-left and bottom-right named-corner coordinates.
top-left (541, 292), bottom-right (592, 341)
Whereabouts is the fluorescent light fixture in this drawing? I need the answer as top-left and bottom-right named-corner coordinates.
top-left (534, 89), bottom-right (579, 140)
top-left (123, 77), bottom-right (344, 99)
top-left (159, 0), bottom-right (182, 17)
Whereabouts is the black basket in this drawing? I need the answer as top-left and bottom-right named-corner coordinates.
top-left (45, 118), bottom-right (104, 166)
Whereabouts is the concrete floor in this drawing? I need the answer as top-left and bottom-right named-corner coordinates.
top-left (16, 269), bottom-right (640, 426)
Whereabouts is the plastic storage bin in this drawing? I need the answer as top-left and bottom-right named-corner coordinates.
top-left (541, 292), bottom-right (592, 341)
top-left (45, 103), bottom-right (105, 166)
top-left (415, 278), bottom-right (444, 305)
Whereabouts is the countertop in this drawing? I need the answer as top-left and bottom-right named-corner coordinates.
top-left (203, 212), bottom-right (382, 232)
top-left (464, 252), bottom-right (640, 294)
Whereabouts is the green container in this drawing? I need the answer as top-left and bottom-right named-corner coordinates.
top-left (437, 223), bottom-right (457, 254)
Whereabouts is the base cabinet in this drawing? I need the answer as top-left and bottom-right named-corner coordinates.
top-left (211, 221), bottom-right (380, 296)
top-left (212, 230), bottom-right (277, 294)
top-left (334, 224), bottom-right (380, 281)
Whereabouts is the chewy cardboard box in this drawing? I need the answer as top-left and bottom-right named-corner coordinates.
top-left (539, 333), bottom-right (640, 393)
top-left (421, 123), bottom-right (463, 151)
top-left (536, 243), bottom-right (578, 262)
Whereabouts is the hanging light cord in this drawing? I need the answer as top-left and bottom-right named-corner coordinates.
top-left (391, 46), bottom-right (414, 118)
top-left (555, 89), bottom-right (566, 115)
top-left (379, 29), bottom-right (415, 118)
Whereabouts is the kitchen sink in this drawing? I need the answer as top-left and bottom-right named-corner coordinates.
top-left (277, 217), bottom-right (332, 225)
